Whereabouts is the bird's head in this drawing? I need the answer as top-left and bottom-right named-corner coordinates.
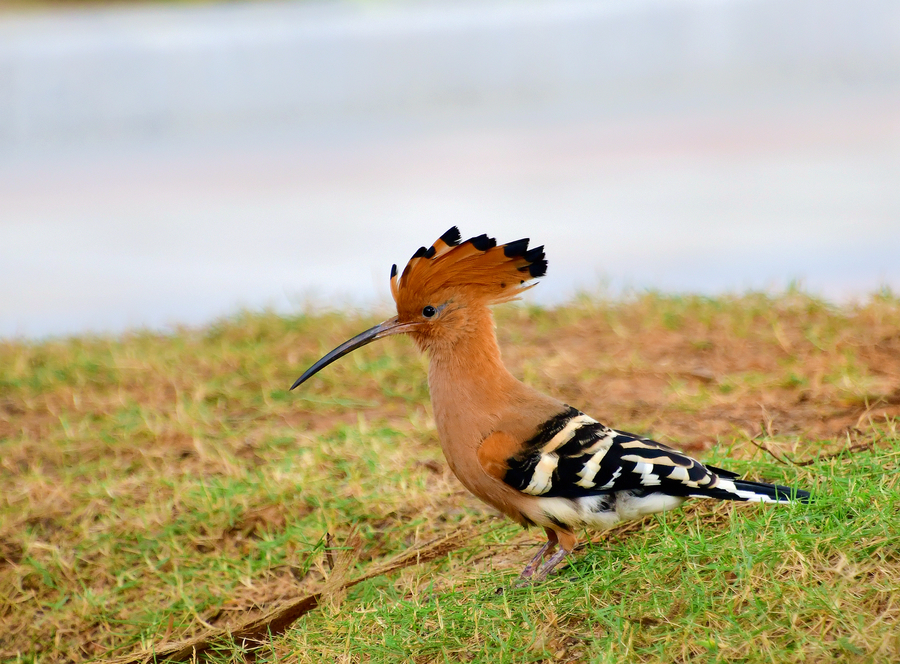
top-left (290, 227), bottom-right (546, 389)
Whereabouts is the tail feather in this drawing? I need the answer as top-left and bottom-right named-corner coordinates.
top-left (703, 464), bottom-right (741, 480)
top-left (692, 477), bottom-right (812, 504)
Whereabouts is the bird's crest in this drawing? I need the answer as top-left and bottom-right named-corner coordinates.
top-left (390, 227), bottom-right (547, 312)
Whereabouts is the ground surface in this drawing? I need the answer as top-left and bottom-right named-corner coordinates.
top-left (1, 292), bottom-right (899, 662)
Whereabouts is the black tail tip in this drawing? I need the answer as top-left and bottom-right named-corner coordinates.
top-left (794, 488), bottom-right (813, 504)
top-left (733, 479), bottom-right (813, 504)
top-left (773, 486), bottom-right (812, 503)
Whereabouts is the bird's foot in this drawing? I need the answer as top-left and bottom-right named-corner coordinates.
top-left (515, 541), bottom-right (556, 587)
top-left (530, 547), bottom-right (569, 584)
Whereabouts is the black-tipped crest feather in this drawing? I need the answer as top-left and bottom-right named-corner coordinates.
top-left (440, 227), bottom-right (462, 247)
top-left (393, 229), bottom-right (548, 311)
top-left (503, 238), bottom-right (530, 258)
top-left (468, 234), bottom-right (497, 252)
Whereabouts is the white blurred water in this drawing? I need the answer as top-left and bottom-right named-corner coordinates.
top-left (1, 0), bottom-right (899, 338)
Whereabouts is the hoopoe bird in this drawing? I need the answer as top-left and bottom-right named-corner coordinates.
top-left (291, 228), bottom-right (811, 583)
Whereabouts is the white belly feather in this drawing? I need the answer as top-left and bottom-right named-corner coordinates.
top-left (532, 491), bottom-right (687, 531)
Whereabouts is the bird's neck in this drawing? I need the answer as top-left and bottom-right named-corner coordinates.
top-left (423, 306), bottom-right (564, 509)
top-left (426, 307), bottom-right (536, 450)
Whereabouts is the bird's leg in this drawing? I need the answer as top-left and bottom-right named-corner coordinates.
top-left (518, 541), bottom-right (556, 581)
top-left (516, 528), bottom-right (558, 584)
top-left (528, 529), bottom-right (575, 584)
top-left (531, 547), bottom-right (570, 583)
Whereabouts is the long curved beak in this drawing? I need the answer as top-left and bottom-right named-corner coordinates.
top-left (290, 316), bottom-right (418, 390)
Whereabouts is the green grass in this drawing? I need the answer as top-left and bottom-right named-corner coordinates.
top-left (293, 439), bottom-right (899, 663)
top-left (1, 292), bottom-right (899, 662)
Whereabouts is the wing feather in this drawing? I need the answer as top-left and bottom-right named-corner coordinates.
top-left (504, 407), bottom-right (721, 499)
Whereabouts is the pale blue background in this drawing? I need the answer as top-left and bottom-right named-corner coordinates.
top-left (2, 0), bottom-right (898, 337)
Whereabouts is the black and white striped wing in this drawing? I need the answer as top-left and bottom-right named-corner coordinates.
top-left (503, 406), bottom-right (735, 500)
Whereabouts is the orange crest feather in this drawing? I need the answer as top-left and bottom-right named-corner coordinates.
top-left (390, 227), bottom-right (547, 314)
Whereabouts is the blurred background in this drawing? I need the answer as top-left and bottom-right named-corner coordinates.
top-left (1, 0), bottom-right (898, 338)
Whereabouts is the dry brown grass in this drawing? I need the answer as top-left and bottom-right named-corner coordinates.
top-left (1, 291), bottom-right (899, 662)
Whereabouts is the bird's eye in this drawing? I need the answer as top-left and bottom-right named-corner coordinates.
top-left (422, 305), bottom-right (437, 318)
